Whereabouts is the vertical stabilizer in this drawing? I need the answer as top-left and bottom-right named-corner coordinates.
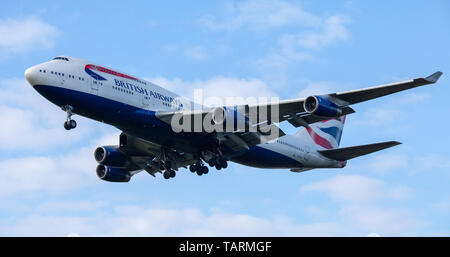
top-left (295, 116), bottom-right (346, 149)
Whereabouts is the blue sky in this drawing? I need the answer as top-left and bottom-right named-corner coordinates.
top-left (0, 0), bottom-right (449, 236)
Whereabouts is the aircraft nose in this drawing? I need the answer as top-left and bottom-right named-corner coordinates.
top-left (25, 66), bottom-right (38, 86)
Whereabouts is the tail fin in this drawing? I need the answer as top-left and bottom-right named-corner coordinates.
top-left (295, 116), bottom-right (346, 150)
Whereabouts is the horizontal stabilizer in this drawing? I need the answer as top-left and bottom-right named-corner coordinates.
top-left (318, 141), bottom-right (401, 161)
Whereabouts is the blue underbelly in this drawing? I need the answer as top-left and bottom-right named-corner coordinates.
top-left (33, 84), bottom-right (207, 150)
top-left (231, 145), bottom-right (303, 169)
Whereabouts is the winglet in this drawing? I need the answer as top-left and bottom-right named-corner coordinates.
top-left (424, 71), bottom-right (443, 83)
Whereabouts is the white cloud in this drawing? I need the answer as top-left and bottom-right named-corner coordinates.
top-left (296, 81), bottom-right (339, 98)
top-left (256, 13), bottom-right (349, 69)
top-left (300, 175), bottom-right (409, 203)
top-left (0, 104), bottom-right (96, 152)
top-left (0, 146), bottom-right (97, 197)
top-left (200, 0), bottom-right (350, 75)
top-left (149, 76), bottom-right (278, 106)
top-left (0, 205), bottom-right (349, 236)
top-left (338, 205), bottom-right (422, 235)
top-left (0, 130), bottom-right (122, 198)
top-left (297, 16), bottom-right (349, 49)
top-left (0, 79), bottom-right (122, 196)
top-left (0, 79), bottom-right (102, 152)
top-left (0, 201), bottom-right (424, 236)
top-left (0, 76), bottom-right (124, 196)
top-left (200, 0), bottom-right (320, 31)
top-left (0, 16), bottom-right (58, 55)
top-left (300, 175), bottom-right (422, 235)
top-left (355, 108), bottom-right (402, 127)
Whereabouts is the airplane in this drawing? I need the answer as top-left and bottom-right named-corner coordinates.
top-left (24, 56), bottom-right (442, 181)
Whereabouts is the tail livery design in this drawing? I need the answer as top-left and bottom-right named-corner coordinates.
top-left (296, 116), bottom-right (346, 150)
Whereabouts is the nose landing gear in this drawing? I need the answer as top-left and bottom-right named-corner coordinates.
top-left (62, 105), bottom-right (77, 130)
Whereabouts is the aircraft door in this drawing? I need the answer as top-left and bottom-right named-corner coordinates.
top-left (91, 79), bottom-right (99, 91)
top-left (90, 78), bottom-right (103, 96)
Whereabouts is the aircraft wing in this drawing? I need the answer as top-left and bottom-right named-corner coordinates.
top-left (330, 71), bottom-right (443, 105)
top-left (247, 71), bottom-right (442, 127)
top-left (155, 71), bottom-right (442, 150)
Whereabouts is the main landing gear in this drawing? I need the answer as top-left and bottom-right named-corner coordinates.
top-left (162, 161), bottom-right (176, 180)
top-left (62, 105), bottom-right (77, 130)
top-left (189, 161), bottom-right (209, 176)
top-left (188, 156), bottom-right (228, 177)
top-left (207, 157), bottom-right (228, 170)
top-left (163, 168), bottom-right (176, 179)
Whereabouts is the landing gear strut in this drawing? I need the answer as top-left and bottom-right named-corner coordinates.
top-left (160, 149), bottom-right (176, 180)
top-left (200, 148), bottom-right (229, 173)
top-left (62, 105), bottom-right (77, 130)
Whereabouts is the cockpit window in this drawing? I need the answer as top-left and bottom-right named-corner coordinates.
top-left (52, 57), bottom-right (69, 61)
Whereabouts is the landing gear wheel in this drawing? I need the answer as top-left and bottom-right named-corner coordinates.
top-left (208, 159), bottom-right (215, 167)
top-left (169, 170), bottom-right (176, 178)
top-left (64, 122), bottom-right (71, 130)
top-left (220, 159), bottom-right (228, 169)
top-left (69, 119), bottom-right (77, 129)
top-left (196, 170), bottom-right (203, 176)
top-left (201, 166), bottom-right (209, 174)
top-left (163, 171), bottom-right (170, 179)
top-left (215, 164), bottom-right (222, 170)
top-left (64, 120), bottom-right (77, 130)
top-left (189, 165), bottom-right (196, 173)
top-left (63, 105), bottom-right (76, 130)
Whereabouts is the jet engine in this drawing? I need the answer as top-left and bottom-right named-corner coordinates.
top-left (304, 96), bottom-right (343, 118)
top-left (211, 106), bottom-right (248, 131)
top-left (96, 165), bottom-right (131, 182)
top-left (94, 146), bottom-right (128, 167)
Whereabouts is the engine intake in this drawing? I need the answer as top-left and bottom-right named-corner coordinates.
top-left (94, 146), bottom-right (128, 167)
top-left (210, 106), bottom-right (248, 131)
top-left (304, 96), bottom-right (342, 118)
top-left (96, 165), bottom-right (131, 182)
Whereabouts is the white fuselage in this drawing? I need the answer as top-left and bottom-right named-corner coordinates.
top-left (25, 56), bottom-right (343, 170)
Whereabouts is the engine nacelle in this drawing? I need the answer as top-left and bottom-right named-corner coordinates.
top-left (94, 146), bottom-right (127, 167)
top-left (96, 165), bottom-right (131, 182)
top-left (304, 96), bottom-right (343, 118)
top-left (211, 106), bottom-right (248, 131)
